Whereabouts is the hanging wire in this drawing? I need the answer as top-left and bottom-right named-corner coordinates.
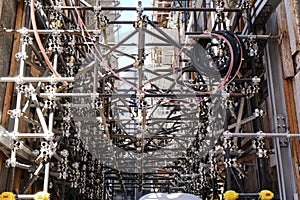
top-left (172, 31), bottom-right (237, 96)
top-left (30, 0), bottom-right (68, 86)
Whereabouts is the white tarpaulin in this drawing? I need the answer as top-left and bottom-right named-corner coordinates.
top-left (139, 193), bottom-right (202, 200)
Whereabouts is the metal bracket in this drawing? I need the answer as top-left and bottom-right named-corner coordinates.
top-left (216, 0), bottom-right (225, 13)
top-left (279, 137), bottom-right (289, 147)
top-left (15, 51), bottom-right (28, 61)
top-left (94, 5), bottom-right (102, 14)
top-left (134, 15), bottom-right (148, 28)
top-left (277, 114), bottom-right (287, 133)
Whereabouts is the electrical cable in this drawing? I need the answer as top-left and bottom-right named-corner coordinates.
top-left (173, 31), bottom-right (236, 96)
top-left (213, 31), bottom-right (241, 76)
top-left (30, 0), bottom-right (68, 86)
top-left (227, 33), bottom-right (244, 84)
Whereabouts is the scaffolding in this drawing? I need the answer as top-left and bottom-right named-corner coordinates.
top-left (0, 0), bottom-right (298, 199)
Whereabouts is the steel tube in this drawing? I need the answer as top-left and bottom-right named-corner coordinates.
top-left (22, 163), bottom-right (44, 193)
top-left (0, 29), bottom-right (279, 40)
top-left (30, 93), bottom-right (49, 134)
top-left (143, 28), bottom-right (171, 44)
top-left (52, 6), bottom-right (242, 12)
top-left (218, 113), bottom-right (258, 134)
top-left (8, 39), bottom-right (28, 192)
top-left (104, 29), bottom-right (138, 56)
top-left (187, 33), bottom-right (280, 39)
top-left (0, 77), bottom-right (74, 82)
top-left (98, 43), bottom-right (135, 59)
top-left (224, 109), bottom-right (231, 191)
top-left (17, 194), bottom-right (35, 199)
top-left (43, 163), bottom-right (50, 192)
top-left (15, 162), bottom-right (32, 170)
top-left (74, 61), bottom-right (96, 78)
top-left (38, 93), bottom-right (207, 98)
top-left (13, 41), bottom-right (27, 135)
top-left (6, 133), bottom-right (49, 138)
top-left (46, 53), bottom-right (56, 137)
top-left (148, 19), bottom-right (183, 50)
top-left (235, 97), bottom-right (245, 132)
top-left (38, 57), bottom-right (56, 194)
top-left (223, 131), bottom-right (300, 137)
top-left (29, 43), bottom-right (44, 62)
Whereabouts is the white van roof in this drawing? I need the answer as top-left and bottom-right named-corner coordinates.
top-left (139, 193), bottom-right (202, 200)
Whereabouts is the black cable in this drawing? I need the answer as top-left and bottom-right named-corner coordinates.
top-left (191, 31), bottom-right (243, 78)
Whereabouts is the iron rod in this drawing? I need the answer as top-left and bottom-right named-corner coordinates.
top-left (43, 163), bottom-right (50, 192)
top-left (104, 29), bottom-right (138, 57)
top-left (223, 131), bottom-right (300, 137)
top-left (17, 194), bottom-right (35, 199)
top-left (5, 133), bottom-right (49, 138)
top-left (22, 163), bottom-right (44, 193)
top-left (187, 33), bottom-right (280, 39)
top-left (148, 19), bottom-right (183, 50)
top-left (0, 77), bottom-right (74, 82)
top-left (52, 6), bottom-right (242, 12)
top-left (38, 92), bottom-right (212, 98)
top-left (0, 29), bottom-right (279, 40)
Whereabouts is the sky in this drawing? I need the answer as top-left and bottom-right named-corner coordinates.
top-left (118, 0), bottom-right (153, 34)
top-left (116, 0), bottom-right (153, 68)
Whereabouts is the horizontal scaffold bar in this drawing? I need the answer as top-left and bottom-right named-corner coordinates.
top-left (52, 6), bottom-right (242, 12)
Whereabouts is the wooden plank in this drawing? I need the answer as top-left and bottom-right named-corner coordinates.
top-left (278, 1), bottom-right (295, 78)
top-left (289, 0), bottom-right (300, 55)
top-left (295, 52), bottom-right (300, 73)
top-left (238, 153), bottom-right (257, 162)
top-left (293, 72), bottom-right (300, 133)
top-left (291, 73), bottom-right (300, 197)
top-left (30, 66), bottom-right (42, 77)
top-left (283, 78), bottom-right (300, 197)
top-left (13, 168), bottom-right (21, 194)
top-left (284, 79), bottom-right (300, 134)
top-left (0, 0), bottom-right (4, 19)
top-left (0, 152), bottom-right (2, 176)
top-left (281, 0), bottom-right (300, 194)
top-left (284, 0), bottom-right (300, 54)
top-left (1, 0), bottom-right (24, 129)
